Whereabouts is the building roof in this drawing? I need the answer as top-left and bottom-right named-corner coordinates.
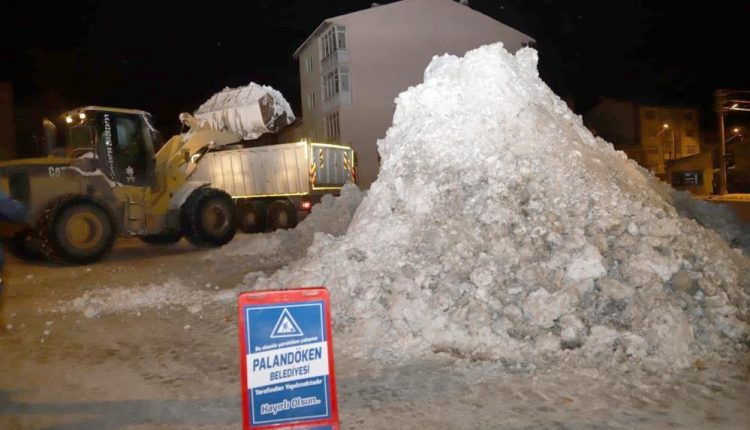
top-left (293, 0), bottom-right (534, 58)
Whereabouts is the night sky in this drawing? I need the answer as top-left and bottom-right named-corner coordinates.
top-left (2, 0), bottom-right (748, 135)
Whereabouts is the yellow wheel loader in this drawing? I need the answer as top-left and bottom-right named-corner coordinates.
top-left (0, 105), bottom-right (252, 264)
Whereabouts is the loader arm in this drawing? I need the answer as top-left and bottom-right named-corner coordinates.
top-left (148, 124), bottom-right (242, 218)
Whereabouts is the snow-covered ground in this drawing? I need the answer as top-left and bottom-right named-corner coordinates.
top-left (1, 238), bottom-right (749, 429)
top-left (2, 43), bottom-right (750, 428)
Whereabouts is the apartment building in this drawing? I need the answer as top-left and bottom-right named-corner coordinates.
top-left (293, 0), bottom-right (534, 187)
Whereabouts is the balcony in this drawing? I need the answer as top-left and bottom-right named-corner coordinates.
top-left (323, 92), bottom-right (351, 113)
top-left (321, 49), bottom-right (349, 73)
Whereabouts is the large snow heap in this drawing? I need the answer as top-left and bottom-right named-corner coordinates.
top-left (250, 44), bottom-right (750, 369)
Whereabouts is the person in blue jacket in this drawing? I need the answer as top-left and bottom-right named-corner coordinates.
top-left (0, 190), bottom-right (27, 301)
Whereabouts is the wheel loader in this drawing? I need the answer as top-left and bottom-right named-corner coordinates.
top-left (0, 87), bottom-right (302, 264)
top-left (0, 105), bottom-right (244, 264)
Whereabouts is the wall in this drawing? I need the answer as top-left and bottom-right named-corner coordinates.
top-left (639, 106), bottom-right (700, 175)
top-left (583, 99), bottom-right (637, 149)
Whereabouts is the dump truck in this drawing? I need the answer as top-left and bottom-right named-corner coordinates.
top-left (0, 85), bottom-right (355, 264)
top-left (190, 140), bottom-right (355, 233)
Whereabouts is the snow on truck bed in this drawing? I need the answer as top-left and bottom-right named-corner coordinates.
top-left (193, 83), bottom-right (295, 140)
top-left (247, 43), bottom-right (750, 371)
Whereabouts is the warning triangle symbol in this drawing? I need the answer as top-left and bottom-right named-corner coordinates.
top-left (270, 308), bottom-right (304, 338)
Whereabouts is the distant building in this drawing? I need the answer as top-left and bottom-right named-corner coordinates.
top-left (584, 98), bottom-right (701, 176)
top-left (665, 152), bottom-right (713, 196)
top-left (0, 82), bottom-right (16, 160)
top-left (292, 0), bottom-right (534, 188)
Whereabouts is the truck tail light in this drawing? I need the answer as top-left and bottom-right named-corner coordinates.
top-left (301, 201), bottom-right (312, 211)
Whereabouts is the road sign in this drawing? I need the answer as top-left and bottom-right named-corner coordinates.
top-left (238, 287), bottom-right (339, 430)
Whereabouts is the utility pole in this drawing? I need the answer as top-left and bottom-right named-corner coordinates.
top-left (715, 89), bottom-right (750, 195)
top-left (715, 90), bottom-right (729, 195)
top-left (718, 110), bottom-right (728, 195)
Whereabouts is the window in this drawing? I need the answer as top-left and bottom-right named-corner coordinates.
top-left (307, 92), bottom-right (316, 110)
top-left (339, 66), bottom-right (350, 91)
top-left (686, 145), bottom-right (697, 155)
top-left (305, 57), bottom-right (313, 73)
top-left (336, 26), bottom-right (347, 49)
top-left (325, 111), bottom-right (340, 142)
top-left (95, 112), bottom-right (154, 185)
top-left (686, 128), bottom-right (695, 138)
top-left (321, 25), bottom-right (347, 60)
top-left (646, 145), bottom-right (658, 154)
top-left (322, 67), bottom-right (350, 101)
top-left (672, 171), bottom-right (701, 186)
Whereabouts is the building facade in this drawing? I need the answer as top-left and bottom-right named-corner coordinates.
top-left (293, 0), bottom-right (534, 188)
top-left (584, 98), bottom-right (701, 176)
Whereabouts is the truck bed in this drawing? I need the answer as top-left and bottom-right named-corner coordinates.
top-left (190, 141), bottom-right (354, 198)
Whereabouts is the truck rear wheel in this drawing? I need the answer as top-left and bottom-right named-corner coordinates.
top-left (267, 200), bottom-right (298, 231)
top-left (37, 196), bottom-right (116, 265)
top-left (236, 201), bottom-right (266, 234)
top-left (181, 188), bottom-right (237, 247)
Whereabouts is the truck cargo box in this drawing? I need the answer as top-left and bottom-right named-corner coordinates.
top-left (190, 141), bottom-right (355, 198)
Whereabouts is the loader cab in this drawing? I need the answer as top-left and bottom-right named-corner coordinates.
top-left (52, 106), bottom-right (159, 186)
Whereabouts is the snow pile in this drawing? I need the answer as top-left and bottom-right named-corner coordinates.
top-left (209, 184), bottom-right (364, 263)
top-left (194, 83), bottom-right (295, 139)
top-left (249, 44), bottom-right (750, 369)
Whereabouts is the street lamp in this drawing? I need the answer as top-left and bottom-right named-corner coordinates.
top-left (726, 127), bottom-right (743, 143)
top-left (657, 123), bottom-right (677, 160)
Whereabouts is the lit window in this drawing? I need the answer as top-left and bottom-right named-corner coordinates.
top-left (687, 146), bottom-right (697, 155)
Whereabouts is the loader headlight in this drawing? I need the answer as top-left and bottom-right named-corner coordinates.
top-left (79, 112), bottom-right (86, 120)
top-left (65, 115), bottom-right (73, 124)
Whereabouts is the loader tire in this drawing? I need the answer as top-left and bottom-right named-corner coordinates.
top-left (36, 196), bottom-right (116, 265)
top-left (267, 200), bottom-right (297, 231)
top-left (181, 188), bottom-right (237, 247)
top-left (236, 200), bottom-right (266, 234)
top-left (140, 232), bottom-right (183, 245)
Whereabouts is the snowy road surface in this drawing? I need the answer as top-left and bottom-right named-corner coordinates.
top-left (0, 237), bottom-right (748, 429)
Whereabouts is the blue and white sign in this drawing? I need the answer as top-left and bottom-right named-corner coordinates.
top-left (244, 301), bottom-right (332, 426)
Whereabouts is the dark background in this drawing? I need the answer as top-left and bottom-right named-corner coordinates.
top-left (1, 0), bottom-right (748, 135)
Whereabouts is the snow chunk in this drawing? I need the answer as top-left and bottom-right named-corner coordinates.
top-left (565, 245), bottom-right (607, 282)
